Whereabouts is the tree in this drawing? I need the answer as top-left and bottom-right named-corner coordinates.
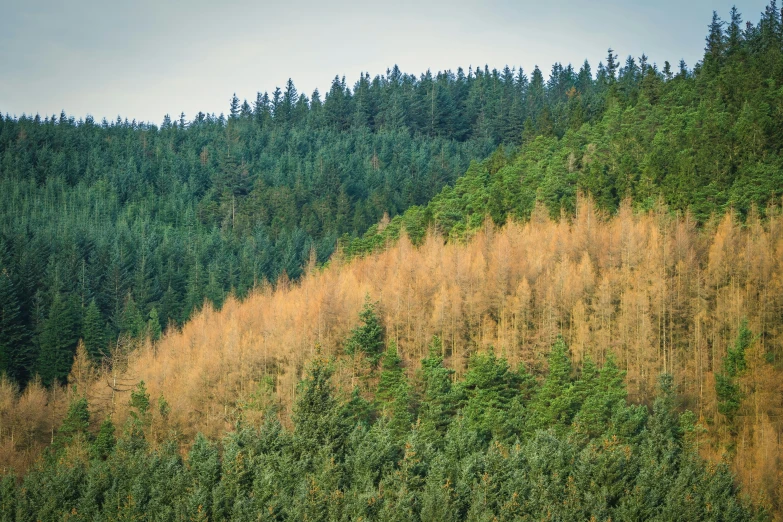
top-left (229, 93), bottom-right (240, 119)
top-left (726, 6), bottom-right (744, 55)
top-left (54, 396), bottom-right (90, 449)
top-left (416, 337), bottom-right (457, 441)
top-left (527, 338), bottom-right (576, 433)
top-left (82, 298), bottom-right (106, 362)
top-left (376, 340), bottom-right (404, 404)
top-left (91, 417), bottom-right (116, 460)
top-left (715, 320), bottom-right (752, 427)
top-left (705, 11), bottom-right (726, 68)
top-left (36, 291), bottom-right (80, 386)
top-left (344, 297), bottom-right (385, 367)
top-left (146, 306), bottom-right (162, 340)
top-left (605, 48), bottom-right (619, 83)
top-left (459, 351), bottom-right (521, 442)
top-left (120, 292), bottom-right (144, 338)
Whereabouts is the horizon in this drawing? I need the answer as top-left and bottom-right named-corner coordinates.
top-left (0, 0), bottom-right (772, 125)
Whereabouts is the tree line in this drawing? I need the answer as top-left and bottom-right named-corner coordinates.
top-left (347, 3), bottom-right (783, 256)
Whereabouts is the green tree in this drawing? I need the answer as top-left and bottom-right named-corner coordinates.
top-left (344, 296), bottom-right (385, 367)
top-left (91, 417), bottom-right (116, 460)
top-left (82, 298), bottom-right (106, 361)
top-left (527, 338), bottom-right (576, 433)
top-left (459, 351), bottom-right (522, 442)
top-left (36, 291), bottom-right (80, 386)
top-left (292, 357), bottom-right (347, 458)
top-left (146, 306), bottom-right (162, 340)
top-left (120, 292), bottom-right (145, 338)
top-left (715, 320), bottom-right (752, 428)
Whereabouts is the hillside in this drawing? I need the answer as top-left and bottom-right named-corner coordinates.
top-left (1, 197), bottom-right (781, 516)
top-left (2, 3), bottom-right (783, 519)
top-left (347, 5), bottom-right (783, 256)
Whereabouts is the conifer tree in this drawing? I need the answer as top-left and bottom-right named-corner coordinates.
top-left (91, 417), bottom-right (115, 460)
top-left (715, 320), bottom-right (752, 428)
top-left (146, 306), bottom-right (162, 340)
top-left (120, 292), bottom-right (144, 338)
top-left (345, 297), bottom-right (385, 367)
top-left (82, 298), bottom-right (106, 362)
top-left (36, 291), bottom-right (80, 385)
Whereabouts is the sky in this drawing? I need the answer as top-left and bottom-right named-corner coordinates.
top-left (0, 0), bottom-right (772, 125)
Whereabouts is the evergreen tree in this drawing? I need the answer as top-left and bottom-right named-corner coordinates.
top-left (54, 396), bottom-right (90, 449)
top-left (119, 292), bottom-right (145, 338)
top-left (36, 291), bottom-right (80, 385)
top-left (229, 93), bottom-right (240, 119)
top-left (91, 417), bottom-right (116, 460)
top-left (146, 306), bottom-right (162, 340)
top-left (715, 320), bottom-right (752, 427)
top-left (344, 296), bottom-right (385, 367)
top-left (527, 338), bottom-right (576, 433)
top-left (82, 298), bottom-right (106, 362)
top-left (459, 351), bottom-right (521, 442)
top-left (416, 336), bottom-right (457, 442)
top-left (292, 357), bottom-right (347, 458)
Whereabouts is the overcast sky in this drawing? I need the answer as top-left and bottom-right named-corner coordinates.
top-left (0, 0), bottom-right (771, 125)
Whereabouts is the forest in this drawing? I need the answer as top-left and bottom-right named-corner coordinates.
top-left (1, 2), bottom-right (783, 520)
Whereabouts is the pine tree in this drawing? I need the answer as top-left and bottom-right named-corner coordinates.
top-left (292, 357), bottom-right (347, 458)
top-left (82, 298), bottom-right (106, 362)
top-left (460, 351), bottom-right (521, 442)
top-left (344, 297), bottom-right (385, 367)
top-left (727, 6), bottom-right (744, 55)
top-left (526, 338), bottom-right (576, 433)
top-left (229, 93), bottom-right (240, 119)
top-left (36, 292), bottom-right (80, 385)
top-left (715, 320), bottom-right (752, 427)
top-left (705, 11), bottom-right (726, 68)
top-left (146, 306), bottom-right (161, 340)
top-left (119, 292), bottom-right (144, 338)
top-left (605, 48), bottom-right (619, 83)
top-left (376, 340), bottom-right (404, 404)
top-left (55, 396), bottom-right (90, 447)
top-left (416, 336), bottom-right (457, 442)
top-left (91, 417), bottom-right (116, 460)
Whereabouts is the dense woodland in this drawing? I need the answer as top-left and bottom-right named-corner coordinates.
top-left (347, 4), bottom-right (783, 255)
top-left (1, 199), bottom-right (781, 517)
top-left (1, 3), bottom-right (783, 520)
top-left (0, 346), bottom-right (763, 520)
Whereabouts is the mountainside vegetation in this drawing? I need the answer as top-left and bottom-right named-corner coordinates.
top-left (1, 197), bottom-right (781, 515)
top-left (2, 25), bottom-right (659, 391)
top-left (347, 4), bottom-right (783, 256)
top-left (0, 350), bottom-right (763, 520)
top-left (1, 2), bottom-right (783, 519)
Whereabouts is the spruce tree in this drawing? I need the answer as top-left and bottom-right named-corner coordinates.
top-left (344, 297), bottom-right (385, 367)
top-left (82, 298), bottom-right (106, 362)
top-left (119, 292), bottom-right (144, 338)
top-left (36, 292), bottom-right (80, 385)
top-left (715, 320), bottom-right (752, 428)
top-left (146, 306), bottom-right (162, 340)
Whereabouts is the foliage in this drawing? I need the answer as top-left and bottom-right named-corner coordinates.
top-left (0, 340), bottom-right (762, 520)
top-left (345, 6), bottom-right (783, 256)
top-left (344, 296), bottom-right (385, 366)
